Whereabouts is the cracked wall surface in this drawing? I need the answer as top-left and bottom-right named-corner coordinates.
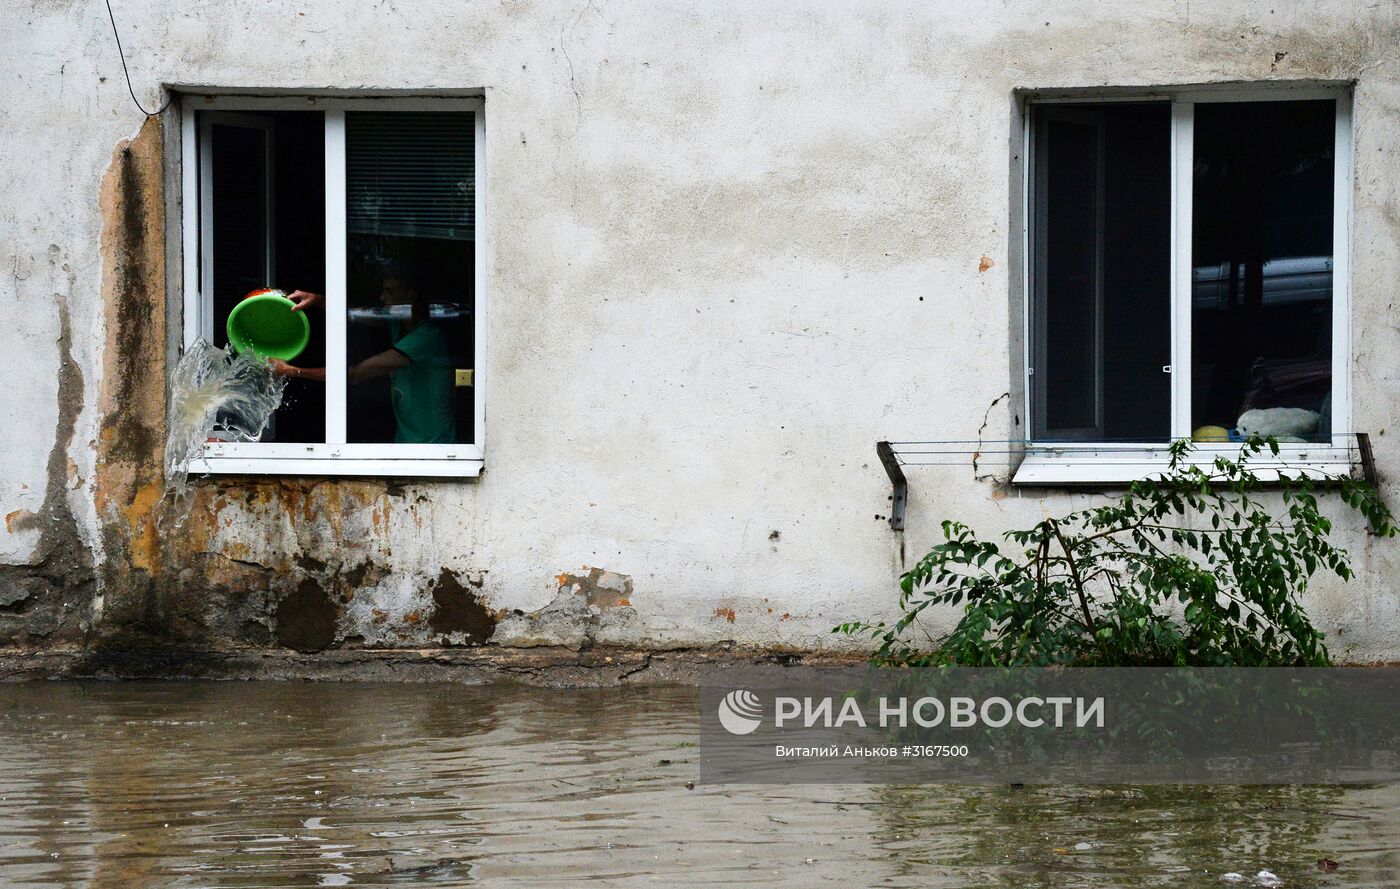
top-left (2, 0), bottom-right (1400, 660)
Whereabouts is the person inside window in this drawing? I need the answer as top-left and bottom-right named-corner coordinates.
top-left (267, 266), bottom-right (456, 444)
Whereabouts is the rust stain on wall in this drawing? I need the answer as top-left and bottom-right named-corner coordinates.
top-left (93, 115), bottom-right (171, 644)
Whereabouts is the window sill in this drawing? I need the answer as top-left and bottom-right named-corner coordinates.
top-left (190, 443), bottom-right (484, 478)
top-left (1011, 444), bottom-right (1356, 487)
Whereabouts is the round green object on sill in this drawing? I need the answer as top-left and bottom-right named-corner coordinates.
top-left (226, 291), bottom-right (310, 361)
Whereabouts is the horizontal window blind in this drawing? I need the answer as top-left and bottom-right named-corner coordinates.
top-left (346, 112), bottom-right (474, 241)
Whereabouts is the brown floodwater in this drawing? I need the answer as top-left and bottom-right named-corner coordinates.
top-left (0, 681), bottom-right (1393, 887)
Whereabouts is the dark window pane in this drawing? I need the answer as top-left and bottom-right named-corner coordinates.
top-left (203, 111), bottom-right (325, 444)
top-left (345, 113), bottom-right (475, 445)
top-left (1041, 115), bottom-right (1100, 433)
top-left (1032, 103), bottom-right (1171, 441)
top-left (1191, 100), bottom-right (1334, 443)
top-left (209, 123), bottom-right (269, 342)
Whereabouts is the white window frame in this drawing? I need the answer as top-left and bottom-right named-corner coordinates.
top-left (1015, 84), bottom-right (1353, 485)
top-left (179, 95), bottom-right (486, 477)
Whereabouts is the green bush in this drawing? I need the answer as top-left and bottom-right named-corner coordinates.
top-left (837, 439), bottom-right (1394, 667)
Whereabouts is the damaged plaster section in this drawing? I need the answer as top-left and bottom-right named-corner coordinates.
top-left (427, 568), bottom-right (498, 646)
top-left (494, 568), bottom-right (639, 649)
top-left (92, 115), bottom-right (174, 646)
top-left (275, 576), bottom-right (340, 653)
top-left (0, 279), bottom-right (96, 645)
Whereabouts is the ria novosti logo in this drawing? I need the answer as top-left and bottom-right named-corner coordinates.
top-left (715, 688), bottom-right (1107, 735)
top-left (717, 689), bottom-right (764, 735)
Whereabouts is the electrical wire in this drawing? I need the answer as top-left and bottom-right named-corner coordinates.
top-left (104, 0), bottom-right (171, 117)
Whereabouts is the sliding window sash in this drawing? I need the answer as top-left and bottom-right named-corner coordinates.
top-left (1329, 92), bottom-right (1353, 450)
top-left (324, 110), bottom-right (348, 446)
top-left (1169, 101), bottom-right (1193, 442)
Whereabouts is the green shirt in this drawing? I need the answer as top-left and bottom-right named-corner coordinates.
top-left (388, 320), bottom-right (456, 444)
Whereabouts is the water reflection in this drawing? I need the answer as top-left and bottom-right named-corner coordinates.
top-left (0, 683), bottom-right (1392, 887)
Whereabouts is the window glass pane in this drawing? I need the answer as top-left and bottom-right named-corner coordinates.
top-left (1191, 100), bottom-right (1334, 444)
top-left (209, 123), bottom-right (268, 326)
top-left (202, 110), bottom-right (325, 444)
top-left (1032, 103), bottom-right (1171, 441)
top-left (1040, 114), bottom-right (1100, 434)
top-left (344, 112), bottom-right (475, 445)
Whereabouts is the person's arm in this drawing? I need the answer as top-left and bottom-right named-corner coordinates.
top-left (348, 348), bottom-right (411, 384)
top-left (267, 359), bottom-right (326, 381)
top-left (267, 348), bottom-right (410, 384)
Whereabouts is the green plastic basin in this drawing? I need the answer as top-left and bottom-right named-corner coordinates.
top-left (226, 292), bottom-right (310, 361)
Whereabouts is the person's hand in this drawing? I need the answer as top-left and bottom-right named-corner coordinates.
top-left (287, 290), bottom-right (324, 312)
top-left (266, 358), bottom-right (299, 378)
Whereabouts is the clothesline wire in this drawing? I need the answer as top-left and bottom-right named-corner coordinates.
top-left (881, 436), bottom-right (1363, 467)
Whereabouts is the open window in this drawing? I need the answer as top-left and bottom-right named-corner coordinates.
top-left (1018, 87), bottom-right (1352, 483)
top-left (180, 96), bottom-right (485, 476)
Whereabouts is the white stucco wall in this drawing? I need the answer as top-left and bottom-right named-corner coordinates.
top-left (3, 0), bottom-right (1400, 659)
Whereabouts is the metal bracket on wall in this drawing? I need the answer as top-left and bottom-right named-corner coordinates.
top-left (875, 435), bottom-right (1383, 536)
top-left (876, 440), bottom-right (907, 532)
top-left (1354, 432), bottom-right (1389, 535)
top-left (1356, 432), bottom-right (1378, 489)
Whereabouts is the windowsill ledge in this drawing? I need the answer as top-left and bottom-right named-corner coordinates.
top-left (1011, 444), bottom-right (1356, 487)
top-left (190, 443), bottom-right (484, 478)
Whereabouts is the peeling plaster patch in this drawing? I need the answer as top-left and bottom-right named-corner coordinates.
top-left (427, 568), bottom-right (497, 645)
top-left (494, 568), bottom-right (639, 649)
top-left (0, 256), bottom-right (95, 643)
top-left (564, 567), bottom-right (632, 609)
top-left (338, 570), bottom-right (430, 648)
top-left (101, 454), bottom-right (403, 648)
top-left (275, 579), bottom-right (340, 652)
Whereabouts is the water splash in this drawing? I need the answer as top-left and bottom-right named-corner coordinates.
top-left (163, 339), bottom-right (285, 512)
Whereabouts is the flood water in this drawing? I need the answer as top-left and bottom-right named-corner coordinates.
top-left (0, 682), bottom-right (1393, 888)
